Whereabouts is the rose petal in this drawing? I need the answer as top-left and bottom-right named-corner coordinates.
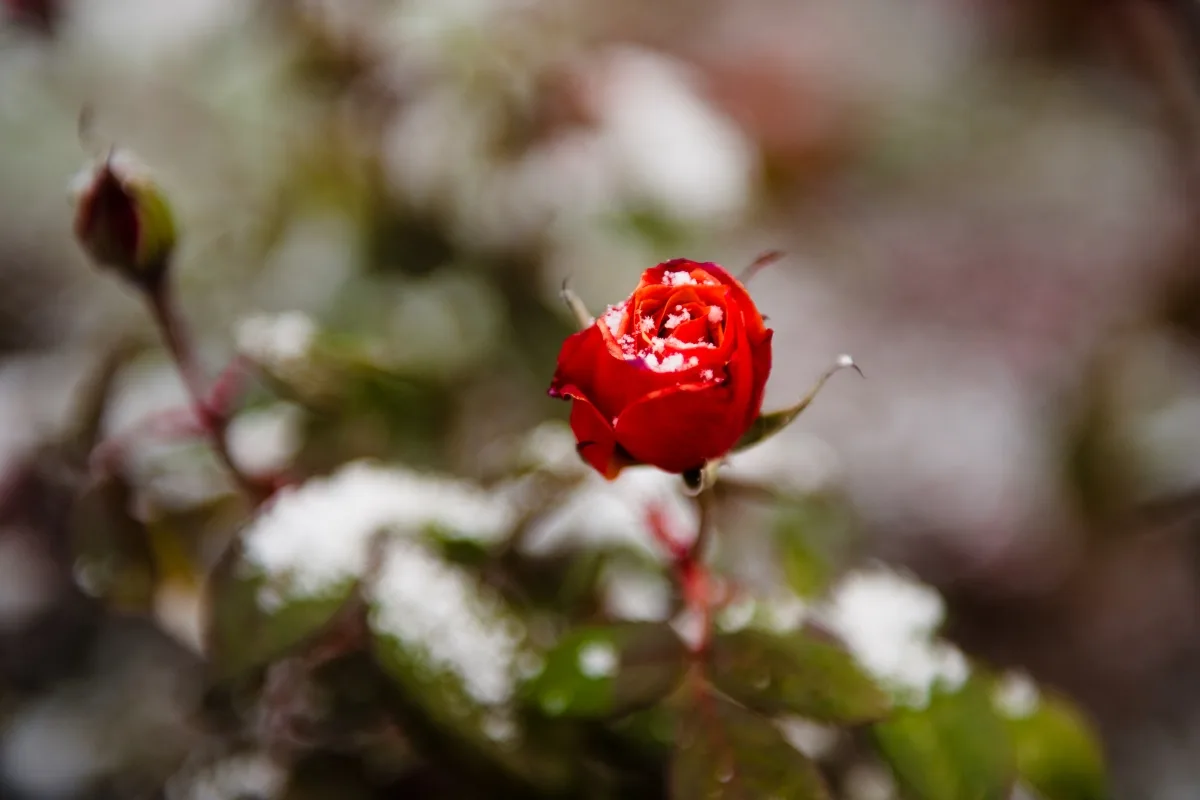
top-left (649, 259), bottom-right (768, 345)
top-left (744, 328), bottom-right (774, 428)
top-left (613, 382), bottom-right (745, 474)
top-left (551, 325), bottom-right (671, 420)
top-left (554, 382), bottom-right (631, 478)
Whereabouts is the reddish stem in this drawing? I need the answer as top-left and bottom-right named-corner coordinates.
top-left (144, 280), bottom-right (272, 505)
top-left (647, 488), bottom-right (718, 657)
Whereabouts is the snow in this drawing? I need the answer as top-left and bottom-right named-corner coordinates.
top-left (227, 402), bottom-right (303, 476)
top-left (241, 460), bottom-right (518, 605)
top-left (602, 304), bottom-right (626, 336)
top-left (234, 312), bottom-right (316, 368)
top-left (813, 565), bottom-right (969, 706)
top-left (993, 670), bottom-right (1040, 718)
top-left (661, 271), bottom-right (699, 287)
top-left (777, 716), bottom-right (838, 760)
top-left (664, 306), bottom-right (692, 329)
top-left (370, 537), bottom-right (524, 710)
top-left (577, 640), bottom-right (618, 679)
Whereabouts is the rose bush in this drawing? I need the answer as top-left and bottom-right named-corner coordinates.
top-left (549, 259), bottom-right (773, 477)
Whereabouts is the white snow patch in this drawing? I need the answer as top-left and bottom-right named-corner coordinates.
top-left (814, 566), bottom-right (969, 706)
top-left (242, 460), bottom-right (517, 604)
top-left (235, 312), bottom-right (316, 368)
top-left (227, 402), bottom-right (304, 476)
top-left (602, 304), bottom-right (626, 336)
top-left (370, 537), bottom-right (524, 710)
top-left (578, 640), bottom-right (618, 679)
top-left (993, 670), bottom-right (1040, 719)
top-left (777, 715), bottom-right (838, 760)
top-left (661, 271), bottom-right (699, 287)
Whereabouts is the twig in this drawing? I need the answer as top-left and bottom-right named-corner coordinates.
top-left (144, 279), bottom-right (271, 504)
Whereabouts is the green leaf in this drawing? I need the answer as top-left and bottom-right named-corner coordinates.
top-left (772, 496), bottom-right (853, 599)
top-left (367, 538), bottom-right (572, 794)
top-left (1007, 694), bottom-right (1108, 800)
top-left (521, 623), bottom-right (689, 720)
top-left (671, 685), bottom-right (830, 800)
top-left (734, 356), bottom-right (861, 453)
top-left (872, 679), bottom-right (1015, 800)
top-left (206, 554), bottom-right (355, 683)
top-left (709, 628), bottom-right (890, 724)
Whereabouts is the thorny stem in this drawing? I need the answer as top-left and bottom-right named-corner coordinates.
top-left (144, 278), bottom-right (271, 505)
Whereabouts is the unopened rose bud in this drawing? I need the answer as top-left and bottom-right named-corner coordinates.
top-left (70, 151), bottom-right (177, 290)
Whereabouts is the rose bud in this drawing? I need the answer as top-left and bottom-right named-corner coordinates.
top-left (549, 259), bottom-right (773, 478)
top-left (70, 150), bottom-right (177, 290)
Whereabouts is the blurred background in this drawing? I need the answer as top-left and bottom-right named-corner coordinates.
top-left (3, 0), bottom-right (1200, 797)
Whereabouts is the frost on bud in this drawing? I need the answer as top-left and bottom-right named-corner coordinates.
top-left (70, 151), bottom-right (177, 290)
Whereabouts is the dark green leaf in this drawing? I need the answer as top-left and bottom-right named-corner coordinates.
top-left (368, 539), bottom-right (575, 795)
top-left (522, 623), bottom-right (688, 719)
top-left (206, 556), bottom-right (355, 682)
top-left (709, 628), bottom-right (890, 724)
top-left (1007, 693), bottom-right (1108, 800)
top-left (671, 685), bottom-right (830, 800)
top-left (872, 679), bottom-right (1015, 800)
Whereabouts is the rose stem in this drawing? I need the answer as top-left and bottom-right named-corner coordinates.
top-left (686, 487), bottom-right (717, 656)
top-left (144, 277), bottom-right (271, 505)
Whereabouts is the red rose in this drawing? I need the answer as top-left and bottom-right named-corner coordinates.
top-left (549, 259), bottom-right (773, 478)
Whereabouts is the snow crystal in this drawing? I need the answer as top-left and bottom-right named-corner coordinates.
top-left (235, 312), bottom-right (316, 367)
top-left (661, 271), bottom-right (698, 287)
top-left (993, 671), bottom-right (1040, 718)
top-left (370, 538), bottom-right (523, 709)
top-left (664, 306), bottom-right (691, 329)
top-left (578, 641), bottom-right (618, 679)
top-left (708, 306), bottom-right (724, 324)
top-left (644, 352), bottom-right (687, 373)
top-left (813, 566), bottom-right (969, 706)
top-left (639, 315), bottom-right (656, 334)
top-left (700, 369), bottom-right (714, 381)
top-left (242, 460), bottom-right (517, 604)
top-left (602, 305), bottom-right (626, 336)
